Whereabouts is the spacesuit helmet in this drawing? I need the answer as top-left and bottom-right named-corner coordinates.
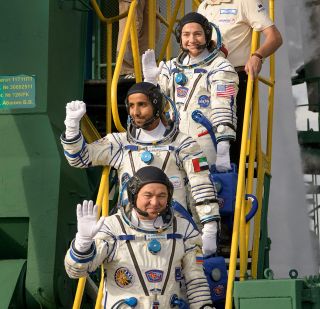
top-left (125, 82), bottom-right (166, 129)
top-left (174, 12), bottom-right (212, 47)
top-left (127, 166), bottom-right (174, 208)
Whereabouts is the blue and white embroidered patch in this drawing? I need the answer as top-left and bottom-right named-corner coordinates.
top-left (145, 269), bottom-right (164, 283)
top-left (220, 8), bottom-right (237, 15)
top-left (176, 86), bottom-right (189, 98)
top-left (169, 175), bottom-right (182, 189)
top-left (114, 267), bottom-right (134, 288)
top-left (198, 95), bottom-right (210, 108)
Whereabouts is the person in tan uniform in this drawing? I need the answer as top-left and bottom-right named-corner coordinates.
top-left (117, 0), bottom-right (160, 79)
top-left (198, 0), bottom-right (282, 163)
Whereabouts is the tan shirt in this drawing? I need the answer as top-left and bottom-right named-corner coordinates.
top-left (198, 0), bottom-right (273, 67)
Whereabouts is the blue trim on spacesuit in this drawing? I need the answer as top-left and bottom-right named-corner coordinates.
top-left (69, 241), bottom-right (96, 263)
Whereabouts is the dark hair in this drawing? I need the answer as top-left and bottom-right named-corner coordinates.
top-left (125, 82), bottom-right (166, 118)
top-left (174, 12), bottom-right (212, 46)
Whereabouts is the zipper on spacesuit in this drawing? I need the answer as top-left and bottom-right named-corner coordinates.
top-left (128, 150), bottom-right (136, 174)
top-left (183, 74), bottom-right (203, 111)
top-left (161, 217), bottom-right (177, 295)
top-left (150, 289), bottom-right (161, 309)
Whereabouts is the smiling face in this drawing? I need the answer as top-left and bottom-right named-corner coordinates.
top-left (127, 93), bottom-right (159, 130)
top-left (135, 183), bottom-right (169, 220)
top-left (181, 22), bottom-right (206, 57)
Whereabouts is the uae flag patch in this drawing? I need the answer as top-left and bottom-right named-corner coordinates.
top-left (192, 157), bottom-right (209, 172)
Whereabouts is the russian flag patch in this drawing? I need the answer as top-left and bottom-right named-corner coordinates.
top-left (192, 157), bottom-right (209, 172)
top-left (196, 256), bottom-right (204, 264)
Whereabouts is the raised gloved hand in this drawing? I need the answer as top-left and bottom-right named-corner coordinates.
top-left (74, 200), bottom-right (105, 252)
top-left (64, 100), bottom-right (86, 139)
top-left (215, 140), bottom-right (231, 172)
top-left (142, 49), bottom-right (164, 85)
top-left (202, 221), bottom-right (218, 256)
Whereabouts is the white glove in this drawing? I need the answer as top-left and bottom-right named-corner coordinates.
top-left (215, 140), bottom-right (231, 172)
top-left (74, 200), bottom-right (105, 252)
top-left (64, 100), bottom-right (86, 139)
top-left (142, 49), bottom-right (164, 85)
top-left (202, 221), bottom-right (218, 256)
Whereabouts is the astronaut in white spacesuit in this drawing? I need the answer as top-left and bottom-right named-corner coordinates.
top-left (142, 12), bottom-right (239, 172)
top-left (61, 82), bottom-right (219, 256)
top-left (64, 166), bottom-right (215, 309)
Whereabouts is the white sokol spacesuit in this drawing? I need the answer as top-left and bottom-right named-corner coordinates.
top-left (143, 13), bottom-right (239, 167)
top-left (61, 83), bottom-right (220, 225)
top-left (158, 51), bottom-right (238, 166)
top-left (65, 167), bottom-right (214, 308)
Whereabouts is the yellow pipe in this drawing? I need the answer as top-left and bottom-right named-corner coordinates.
top-left (251, 109), bottom-right (265, 278)
top-left (192, 0), bottom-right (201, 9)
top-left (180, 1), bottom-right (185, 18)
top-left (166, 0), bottom-right (172, 60)
top-left (91, 0), bottom-right (128, 23)
top-left (158, 0), bottom-right (183, 63)
top-left (94, 170), bottom-right (110, 308)
top-left (96, 167), bottom-right (110, 217)
top-left (157, 12), bottom-right (170, 28)
top-left (72, 278), bottom-right (86, 309)
top-left (252, 1), bottom-right (276, 274)
top-left (148, 0), bottom-right (156, 49)
top-left (239, 186), bottom-right (247, 281)
top-left (95, 191), bottom-right (110, 309)
top-left (111, 0), bottom-right (138, 133)
top-left (130, 15), bottom-right (142, 82)
top-left (239, 81), bottom-right (259, 280)
top-left (102, 172), bottom-right (110, 217)
top-left (90, 0), bottom-right (107, 22)
top-left (106, 22), bottom-right (112, 135)
top-left (266, 55), bottom-right (275, 164)
top-left (257, 76), bottom-right (274, 87)
top-left (267, 0), bottom-right (275, 164)
top-left (238, 29), bottom-right (260, 281)
top-left (225, 75), bottom-right (254, 309)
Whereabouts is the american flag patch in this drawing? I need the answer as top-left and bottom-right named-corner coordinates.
top-left (196, 256), bottom-right (204, 264)
top-left (216, 84), bottom-right (236, 98)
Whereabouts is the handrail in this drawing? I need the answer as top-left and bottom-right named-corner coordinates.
top-left (225, 58), bottom-right (255, 309)
top-left (148, 0), bottom-right (157, 49)
top-left (225, 0), bottom-right (276, 307)
top-left (266, 0), bottom-right (276, 164)
top-left (91, 0), bottom-right (141, 133)
top-left (111, 0), bottom-right (139, 132)
top-left (158, 0), bottom-right (183, 63)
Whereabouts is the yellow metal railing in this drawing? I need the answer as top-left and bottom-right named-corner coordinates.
top-left (225, 1), bottom-right (276, 308)
top-left (111, 0), bottom-right (141, 132)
